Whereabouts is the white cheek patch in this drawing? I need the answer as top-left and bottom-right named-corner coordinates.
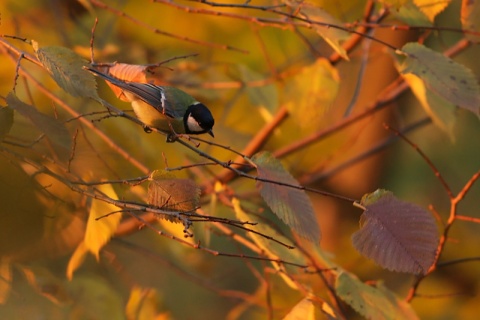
top-left (187, 114), bottom-right (204, 133)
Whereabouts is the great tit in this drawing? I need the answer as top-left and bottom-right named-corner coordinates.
top-left (86, 67), bottom-right (215, 137)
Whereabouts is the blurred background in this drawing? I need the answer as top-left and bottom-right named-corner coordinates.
top-left (0, 0), bottom-right (479, 319)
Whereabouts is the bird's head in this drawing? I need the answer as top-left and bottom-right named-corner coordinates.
top-left (184, 103), bottom-right (215, 137)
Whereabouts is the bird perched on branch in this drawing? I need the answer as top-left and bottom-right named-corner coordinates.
top-left (85, 67), bottom-right (215, 138)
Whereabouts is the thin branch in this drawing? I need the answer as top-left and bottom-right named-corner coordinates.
top-left (300, 117), bottom-right (431, 184)
top-left (174, 137), bottom-right (357, 203)
top-left (90, 0), bottom-right (248, 53)
top-left (0, 40), bottom-right (150, 174)
top-left (89, 17), bottom-right (98, 63)
top-left (456, 215), bottom-right (480, 224)
top-left (383, 123), bottom-right (454, 199)
top-left (437, 256), bottom-right (480, 268)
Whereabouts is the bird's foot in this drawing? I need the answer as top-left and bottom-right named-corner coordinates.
top-left (166, 133), bottom-right (179, 143)
top-left (143, 125), bottom-right (153, 133)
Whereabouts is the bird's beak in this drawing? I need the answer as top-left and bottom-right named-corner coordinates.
top-left (208, 130), bottom-right (214, 138)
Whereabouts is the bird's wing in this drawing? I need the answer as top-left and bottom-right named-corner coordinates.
top-left (123, 82), bottom-right (176, 118)
top-left (86, 67), bottom-right (176, 118)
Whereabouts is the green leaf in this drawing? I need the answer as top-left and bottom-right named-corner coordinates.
top-left (391, 1), bottom-right (432, 26)
top-left (283, 0), bottom-right (350, 60)
top-left (6, 93), bottom-right (71, 158)
top-left (283, 298), bottom-right (316, 320)
top-left (66, 274), bottom-right (124, 319)
top-left (0, 106), bottom-right (14, 142)
top-left (402, 73), bottom-right (456, 138)
top-left (32, 40), bottom-right (99, 100)
top-left (84, 184), bottom-right (121, 260)
top-left (284, 58), bottom-right (339, 129)
top-left (335, 271), bottom-right (419, 320)
top-left (399, 42), bottom-right (480, 115)
top-left (461, 0), bottom-right (480, 42)
top-left (352, 190), bottom-right (439, 275)
top-left (251, 151), bottom-right (321, 243)
top-left (413, 0), bottom-right (451, 21)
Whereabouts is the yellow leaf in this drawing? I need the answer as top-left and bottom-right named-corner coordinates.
top-left (232, 198), bottom-right (302, 290)
top-left (461, 0), bottom-right (480, 42)
top-left (67, 241), bottom-right (89, 280)
top-left (84, 184), bottom-right (121, 260)
top-left (0, 258), bottom-right (11, 304)
top-left (284, 1), bottom-right (350, 59)
top-left (285, 58), bottom-right (339, 129)
top-left (126, 286), bottom-right (167, 320)
top-left (283, 298), bottom-right (316, 320)
top-left (377, 0), bottom-right (409, 9)
top-left (413, 0), bottom-right (451, 21)
top-left (402, 73), bottom-right (456, 139)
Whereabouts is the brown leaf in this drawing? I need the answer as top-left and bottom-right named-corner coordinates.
top-left (148, 175), bottom-right (201, 222)
top-left (352, 190), bottom-right (439, 275)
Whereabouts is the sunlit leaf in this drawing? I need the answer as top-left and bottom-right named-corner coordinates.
top-left (251, 152), bottom-right (321, 243)
top-left (414, 0), bottom-right (451, 21)
top-left (377, 0), bottom-right (409, 9)
top-left (17, 264), bottom-right (70, 304)
top-left (66, 274), bottom-right (124, 319)
top-left (0, 106), bottom-right (14, 141)
top-left (402, 73), bottom-right (456, 138)
top-left (6, 93), bottom-right (71, 159)
top-left (84, 184), bottom-right (121, 260)
top-left (32, 40), bottom-right (99, 100)
top-left (352, 190), bottom-right (438, 274)
top-left (391, 1), bottom-right (432, 26)
top-left (148, 171), bottom-right (201, 222)
top-left (398, 42), bottom-right (480, 115)
top-left (283, 297), bottom-right (316, 320)
top-left (285, 58), bottom-right (339, 129)
top-left (0, 258), bottom-right (11, 304)
top-left (461, 0), bottom-right (480, 42)
top-left (233, 198), bottom-right (304, 290)
top-left (67, 241), bottom-right (88, 280)
top-left (126, 286), bottom-right (168, 320)
top-left (335, 271), bottom-right (419, 319)
top-left (321, 302), bottom-right (338, 319)
top-left (283, 0), bottom-right (350, 60)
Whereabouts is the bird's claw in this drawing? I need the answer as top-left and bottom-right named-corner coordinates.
top-left (166, 133), bottom-right (178, 143)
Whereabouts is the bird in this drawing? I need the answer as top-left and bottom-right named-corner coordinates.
top-left (85, 67), bottom-right (215, 138)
